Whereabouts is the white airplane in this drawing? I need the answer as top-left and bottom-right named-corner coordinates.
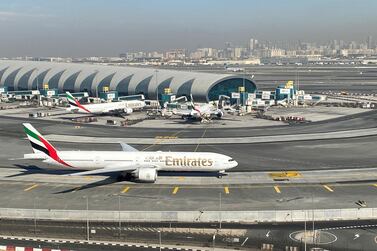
top-left (173, 96), bottom-right (224, 121)
top-left (65, 91), bottom-right (145, 115)
top-left (22, 123), bottom-right (238, 182)
top-left (225, 66), bottom-right (244, 72)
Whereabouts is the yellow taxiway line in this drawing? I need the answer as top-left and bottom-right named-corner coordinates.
top-left (224, 186), bottom-right (230, 194)
top-left (121, 186), bottom-right (130, 194)
top-left (323, 185), bottom-right (334, 192)
top-left (172, 187), bottom-right (179, 194)
top-left (274, 186), bottom-right (281, 194)
top-left (24, 184), bottom-right (39, 192)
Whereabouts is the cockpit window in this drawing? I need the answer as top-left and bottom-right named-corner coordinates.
top-left (228, 158), bottom-right (235, 162)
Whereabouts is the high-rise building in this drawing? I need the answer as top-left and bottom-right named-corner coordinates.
top-left (367, 36), bottom-right (373, 49)
top-left (234, 47), bottom-right (247, 59)
top-left (249, 38), bottom-right (254, 51)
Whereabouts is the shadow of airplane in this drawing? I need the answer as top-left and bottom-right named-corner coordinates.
top-left (9, 165), bottom-right (227, 194)
top-left (53, 175), bottom-right (123, 194)
top-left (9, 164), bottom-right (77, 178)
top-left (10, 164), bottom-right (127, 193)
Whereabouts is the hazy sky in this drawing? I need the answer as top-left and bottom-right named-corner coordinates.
top-left (0, 0), bottom-right (376, 57)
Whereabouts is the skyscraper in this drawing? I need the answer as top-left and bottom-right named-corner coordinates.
top-left (249, 38), bottom-right (254, 51)
top-left (367, 36), bottom-right (373, 49)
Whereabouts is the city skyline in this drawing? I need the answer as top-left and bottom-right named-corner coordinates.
top-left (1, 0), bottom-right (377, 57)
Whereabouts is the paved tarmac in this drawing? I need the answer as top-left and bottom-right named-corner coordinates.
top-left (0, 106), bottom-right (376, 214)
top-left (0, 175), bottom-right (376, 211)
top-left (1, 113), bottom-right (377, 171)
top-left (1, 108), bottom-right (377, 139)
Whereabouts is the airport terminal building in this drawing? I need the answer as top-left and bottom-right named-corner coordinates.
top-left (0, 60), bottom-right (256, 101)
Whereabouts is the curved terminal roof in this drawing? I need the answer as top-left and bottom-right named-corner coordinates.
top-left (0, 60), bottom-right (256, 101)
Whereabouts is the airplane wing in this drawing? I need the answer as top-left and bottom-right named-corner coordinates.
top-left (119, 142), bottom-right (138, 152)
top-left (173, 109), bottom-right (192, 116)
top-left (66, 164), bottom-right (155, 176)
top-left (66, 166), bottom-right (136, 176)
top-left (173, 109), bottom-right (195, 116)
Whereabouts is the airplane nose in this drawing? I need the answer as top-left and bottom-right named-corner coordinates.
top-left (233, 161), bottom-right (238, 168)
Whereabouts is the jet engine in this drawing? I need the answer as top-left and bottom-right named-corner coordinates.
top-left (215, 109), bottom-right (224, 118)
top-left (123, 108), bottom-right (133, 114)
top-left (134, 168), bottom-right (157, 183)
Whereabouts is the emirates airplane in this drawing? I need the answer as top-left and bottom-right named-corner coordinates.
top-left (65, 91), bottom-right (145, 115)
top-left (22, 123), bottom-right (238, 182)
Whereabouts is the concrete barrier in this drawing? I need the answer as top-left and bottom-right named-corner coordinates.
top-left (0, 208), bottom-right (376, 223)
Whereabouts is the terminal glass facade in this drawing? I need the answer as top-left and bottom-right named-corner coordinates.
top-left (31, 69), bottom-right (50, 90)
top-left (63, 71), bottom-right (81, 92)
top-left (135, 76), bottom-right (153, 97)
top-left (18, 69), bottom-right (35, 90)
top-left (4, 68), bottom-right (22, 91)
top-left (48, 70), bottom-right (65, 90)
top-left (97, 73), bottom-right (116, 94)
top-left (176, 79), bottom-right (194, 98)
top-left (207, 78), bottom-right (257, 101)
top-left (116, 75), bottom-right (133, 96)
top-left (157, 77), bottom-right (173, 99)
top-left (79, 72), bottom-right (97, 93)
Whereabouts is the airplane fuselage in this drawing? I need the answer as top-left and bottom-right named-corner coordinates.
top-left (39, 151), bottom-right (237, 172)
top-left (67, 100), bottom-right (145, 114)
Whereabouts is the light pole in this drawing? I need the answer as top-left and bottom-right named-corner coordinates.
top-left (155, 69), bottom-right (159, 107)
top-left (158, 230), bottom-right (162, 251)
top-left (242, 68), bottom-right (246, 106)
top-left (304, 210), bottom-right (307, 251)
top-left (219, 192), bottom-right (222, 229)
top-left (36, 68), bottom-right (39, 91)
top-left (312, 193), bottom-right (315, 245)
top-left (118, 195), bottom-right (121, 239)
top-left (33, 197), bottom-right (37, 236)
top-left (86, 196), bottom-right (89, 241)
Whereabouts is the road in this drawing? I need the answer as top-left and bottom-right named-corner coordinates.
top-left (1, 219), bottom-right (377, 251)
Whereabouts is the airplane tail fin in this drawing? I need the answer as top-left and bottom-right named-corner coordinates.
top-left (66, 91), bottom-right (79, 108)
top-left (22, 123), bottom-right (72, 167)
top-left (65, 91), bottom-right (91, 113)
top-left (23, 123), bottom-right (57, 155)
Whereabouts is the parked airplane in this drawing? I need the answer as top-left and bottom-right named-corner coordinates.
top-left (65, 91), bottom-right (145, 115)
top-left (225, 66), bottom-right (244, 72)
top-left (173, 95), bottom-right (224, 121)
top-left (21, 123), bottom-right (237, 182)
